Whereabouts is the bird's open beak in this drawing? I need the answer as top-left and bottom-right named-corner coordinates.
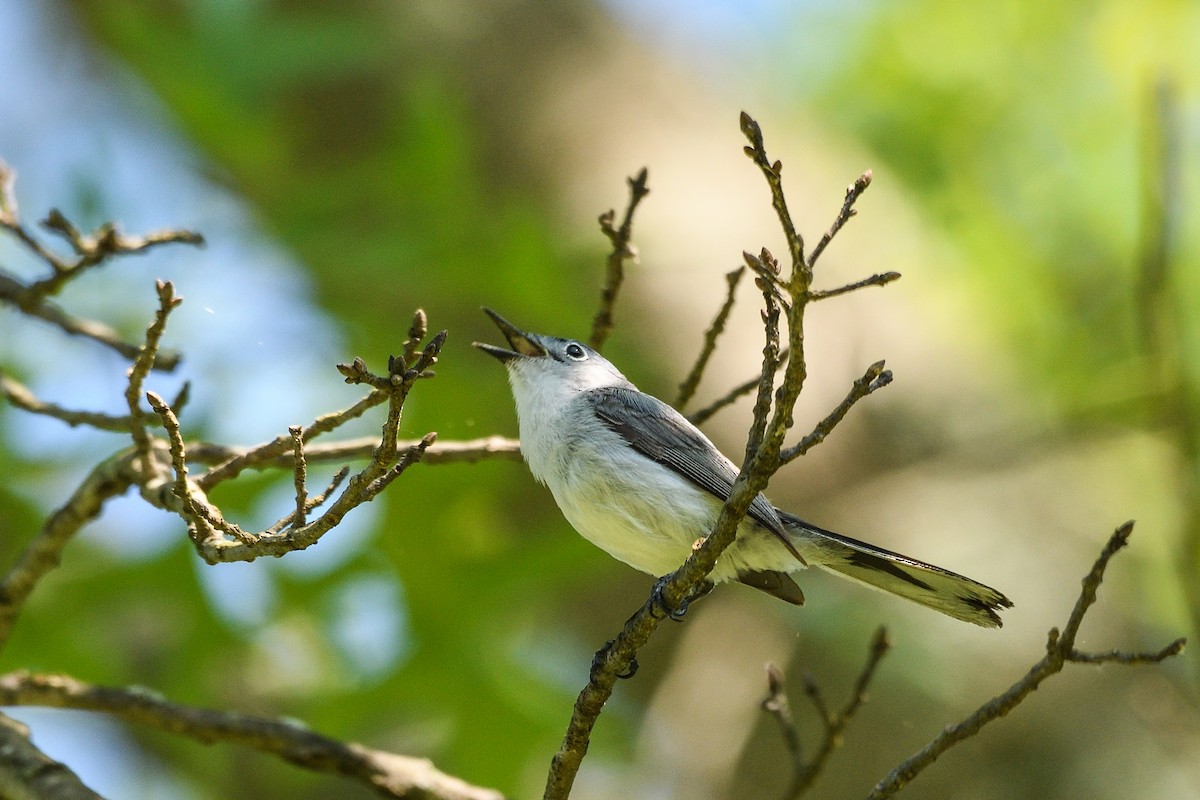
top-left (472, 307), bottom-right (547, 362)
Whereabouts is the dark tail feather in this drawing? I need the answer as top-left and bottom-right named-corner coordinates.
top-left (777, 511), bottom-right (1012, 628)
top-left (737, 569), bottom-right (806, 605)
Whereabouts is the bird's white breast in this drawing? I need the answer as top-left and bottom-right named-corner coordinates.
top-left (505, 359), bottom-right (791, 580)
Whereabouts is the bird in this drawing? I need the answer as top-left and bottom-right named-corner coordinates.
top-left (474, 308), bottom-right (1011, 627)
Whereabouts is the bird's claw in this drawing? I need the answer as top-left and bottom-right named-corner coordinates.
top-left (591, 638), bottom-right (639, 680)
top-left (650, 576), bottom-right (715, 622)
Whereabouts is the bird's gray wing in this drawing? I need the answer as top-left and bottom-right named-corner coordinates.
top-left (585, 386), bottom-right (787, 537)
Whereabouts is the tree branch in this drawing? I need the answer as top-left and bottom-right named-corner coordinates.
top-left (145, 334), bottom-right (445, 564)
top-left (0, 162), bottom-right (520, 800)
top-left (866, 521), bottom-right (1186, 799)
top-left (0, 451), bottom-right (143, 655)
top-left (185, 435), bottom-right (523, 470)
top-left (0, 371), bottom-right (135, 432)
top-left (589, 167), bottom-right (650, 351)
top-left (808, 270), bottom-right (901, 301)
top-left (739, 113), bottom-right (806, 280)
top-left (0, 711), bottom-right (107, 800)
top-left (675, 267), bottom-right (746, 411)
top-left (124, 280), bottom-right (182, 478)
top-left (761, 627), bottom-right (891, 799)
top-left (0, 672), bottom-right (504, 800)
top-left (685, 349), bottom-right (789, 427)
top-left (806, 171), bottom-right (872, 269)
top-left (0, 164), bottom-right (197, 370)
top-left (780, 361), bottom-right (892, 466)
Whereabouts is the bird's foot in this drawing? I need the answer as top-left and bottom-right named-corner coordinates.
top-left (591, 638), bottom-right (638, 680)
top-left (650, 576), bottom-right (715, 622)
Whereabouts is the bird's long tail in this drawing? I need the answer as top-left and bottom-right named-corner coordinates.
top-left (777, 511), bottom-right (1012, 628)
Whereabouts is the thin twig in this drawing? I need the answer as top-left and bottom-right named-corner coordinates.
top-left (25, 213), bottom-right (203, 300)
top-left (364, 434), bottom-right (438, 498)
top-left (740, 112), bottom-right (806, 283)
top-left (0, 451), bottom-right (145, 654)
top-left (146, 391), bottom-right (252, 548)
top-left (686, 349), bottom-right (789, 427)
top-left (264, 467), bottom-right (351, 536)
top-left (0, 273), bottom-right (182, 370)
top-left (1, 371), bottom-right (136, 432)
top-left (195, 389), bottom-right (390, 491)
top-left (289, 425), bottom-right (309, 528)
top-left (675, 266), bottom-right (745, 411)
top-left (0, 671), bottom-right (504, 800)
top-left (761, 663), bottom-right (804, 783)
top-left (770, 627), bottom-right (890, 799)
top-left (780, 361), bottom-right (891, 466)
top-left (806, 171), bottom-right (872, 269)
top-left (149, 333), bottom-right (447, 564)
top-left (0, 172), bottom-right (198, 369)
top-left (867, 522), bottom-right (1186, 799)
top-left (589, 167), bottom-right (650, 351)
top-left (744, 280), bottom-right (783, 467)
top-left (187, 435), bottom-right (523, 470)
top-left (125, 280), bottom-right (182, 478)
top-left (809, 271), bottom-right (901, 301)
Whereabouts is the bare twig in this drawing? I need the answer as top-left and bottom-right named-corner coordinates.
top-left (145, 332), bottom-right (446, 564)
top-left (743, 273), bottom-right (784, 466)
top-left (289, 425), bottom-right (309, 528)
top-left (0, 450), bottom-right (147, 654)
top-left (675, 267), bottom-right (745, 411)
top-left (763, 627), bottom-right (890, 799)
top-left (147, 390), bottom-right (254, 549)
top-left (0, 672), bottom-right (504, 800)
top-left (780, 361), bottom-right (892, 466)
top-left (264, 467), bottom-right (351, 536)
top-left (24, 212), bottom-right (203, 300)
top-left (760, 663), bottom-right (803, 784)
top-left (807, 171), bottom-right (872, 269)
top-left (125, 280), bottom-right (182, 477)
top-left (0, 169), bottom-right (198, 369)
top-left (1, 371), bottom-right (135, 432)
top-left (193, 387), bottom-right (391, 491)
top-left (809, 271), bottom-right (901, 301)
top-left (589, 167), bottom-right (650, 351)
top-left (187, 435), bottom-right (523, 471)
top-left (0, 168), bottom-right (524, 799)
top-left (0, 273), bottom-right (182, 370)
top-left (685, 349), bottom-right (789, 427)
top-left (867, 522), bottom-right (1186, 799)
top-left (740, 112), bottom-right (806, 281)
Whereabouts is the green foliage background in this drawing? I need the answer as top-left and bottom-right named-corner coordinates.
top-left (2, 1), bottom-right (1198, 798)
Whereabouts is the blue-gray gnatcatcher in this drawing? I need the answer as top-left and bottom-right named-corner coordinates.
top-left (474, 308), bottom-right (1011, 627)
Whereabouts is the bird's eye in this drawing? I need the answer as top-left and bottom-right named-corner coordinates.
top-left (564, 342), bottom-right (588, 361)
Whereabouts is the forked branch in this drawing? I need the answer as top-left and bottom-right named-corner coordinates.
top-left (761, 627), bottom-right (891, 799)
top-left (589, 167), bottom-right (650, 351)
top-left (866, 521), bottom-right (1185, 799)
